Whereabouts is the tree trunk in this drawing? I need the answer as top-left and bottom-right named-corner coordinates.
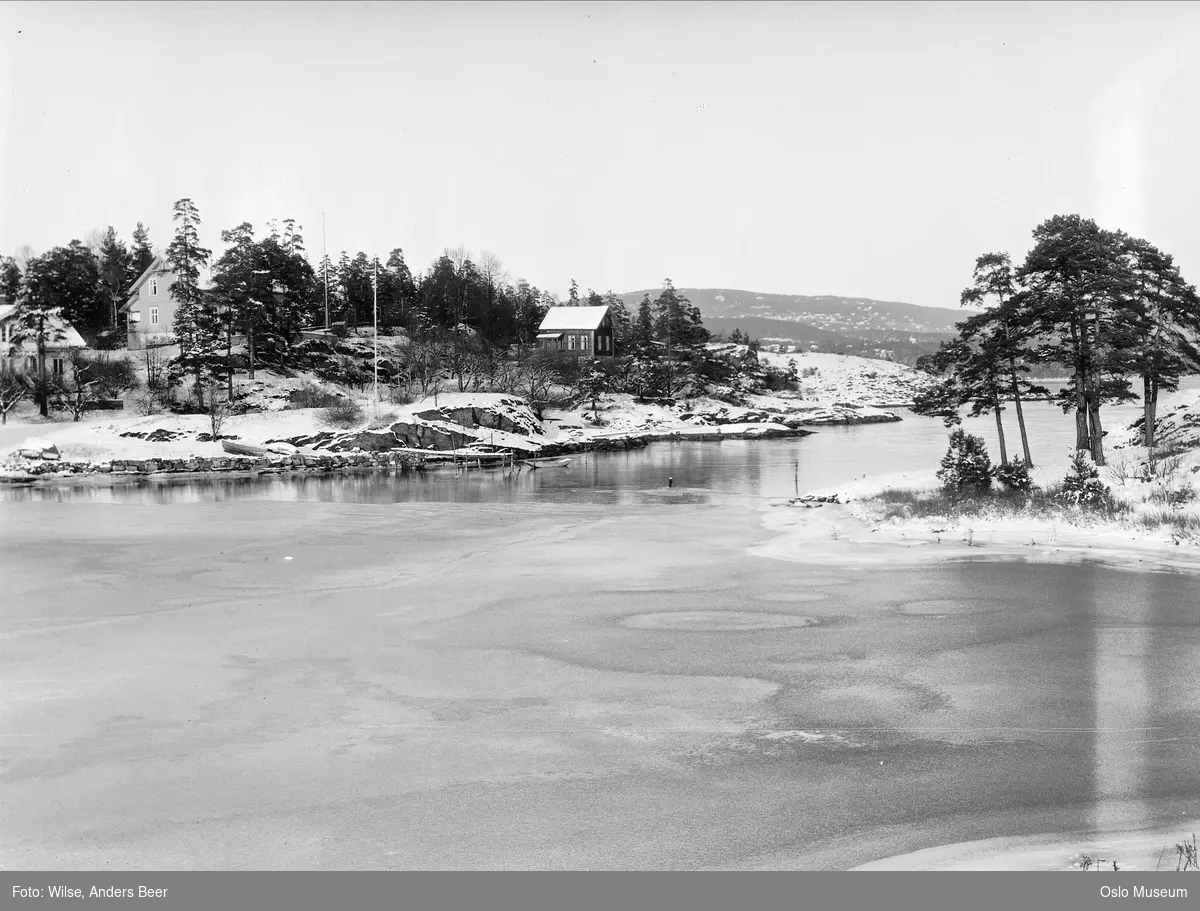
top-left (1007, 357), bottom-right (1033, 466)
top-left (992, 394), bottom-right (1009, 467)
top-left (1142, 373), bottom-right (1155, 462)
top-left (1073, 366), bottom-right (1088, 453)
top-left (248, 323), bottom-right (256, 380)
top-left (226, 315), bottom-right (234, 400)
top-left (1087, 392), bottom-right (1106, 466)
top-left (36, 317), bottom-right (48, 417)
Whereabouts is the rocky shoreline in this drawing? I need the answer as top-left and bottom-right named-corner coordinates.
top-left (0, 423), bottom-right (825, 488)
top-left (0, 449), bottom-right (427, 486)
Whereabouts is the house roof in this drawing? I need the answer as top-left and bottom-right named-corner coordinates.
top-left (122, 256), bottom-right (215, 312)
top-left (124, 255), bottom-right (168, 304)
top-left (0, 305), bottom-right (87, 349)
top-left (538, 305), bottom-right (609, 332)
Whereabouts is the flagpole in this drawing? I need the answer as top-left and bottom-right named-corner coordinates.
top-left (373, 256), bottom-right (379, 416)
top-left (322, 212), bottom-right (329, 329)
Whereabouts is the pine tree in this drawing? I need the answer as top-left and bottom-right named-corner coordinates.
top-left (257, 232), bottom-right (315, 367)
top-left (603, 290), bottom-right (632, 355)
top-left (98, 227), bottom-right (131, 334)
top-left (635, 293), bottom-right (654, 351)
top-left (0, 256), bottom-right (22, 304)
top-left (166, 198), bottom-right (219, 406)
top-left (1119, 234), bottom-right (1200, 462)
top-left (211, 221), bottom-right (257, 391)
top-left (567, 279), bottom-right (580, 306)
top-left (960, 252), bottom-right (1047, 465)
top-left (1017, 215), bottom-right (1138, 465)
top-left (11, 252), bottom-right (70, 415)
top-left (379, 248), bottom-right (417, 330)
top-left (130, 222), bottom-right (155, 279)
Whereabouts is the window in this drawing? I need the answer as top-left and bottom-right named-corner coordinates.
top-left (150, 307), bottom-right (160, 326)
top-left (568, 334), bottom-right (576, 350)
top-left (581, 334), bottom-right (589, 350)
top-left (129, 311), bottom-right (141, 323)
top-left (51, 358), bottom-right (65, 376)
top-left (150, 277), bottom-right (158, 296)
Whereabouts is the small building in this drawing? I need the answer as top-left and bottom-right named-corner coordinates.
top-left (0, 300), bottom-right (88, 378)
top-left (120, 256), bottom-right (179, 351)
top-left (537, 305), bottom-right (614, 356)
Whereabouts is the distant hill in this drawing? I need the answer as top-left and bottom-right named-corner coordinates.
top-left (619, 288), bottom-right (975, 335)
top-left (617, 288), bottom-right (972, 366)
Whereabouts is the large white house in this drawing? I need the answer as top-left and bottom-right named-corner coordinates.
top-left (119, 256), bottom-right (179, 351)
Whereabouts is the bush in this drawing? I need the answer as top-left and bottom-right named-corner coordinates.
top-left (1057, 450), bottom-right (1114, 510)
top-left (995, 457), bottom-right (1035, 492)
top-left (289, 383), bottom-right (343, 409)
top-left (322, 397), bottom-right (364, 428)
top-left (1149, 483), bottom-right (1196, 508)
top-left (936, 429), bottom-right (993, 494)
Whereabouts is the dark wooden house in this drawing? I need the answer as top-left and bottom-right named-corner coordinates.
top-left (536, 306), bottom-right (614, 357)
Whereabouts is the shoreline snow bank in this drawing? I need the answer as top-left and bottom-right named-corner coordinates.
top-left (853, 821), bottom-right (1200, 871)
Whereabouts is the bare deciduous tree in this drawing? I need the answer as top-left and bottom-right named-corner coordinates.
top-left (0, 367), bottom-right (27, 425)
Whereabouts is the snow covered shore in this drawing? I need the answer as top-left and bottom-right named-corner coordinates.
top-left (760, 389), bottom-right (1200, 573)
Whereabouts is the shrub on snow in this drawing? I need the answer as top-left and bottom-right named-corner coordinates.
top-left (995, 457), bottom-right (1035, 492)
top-left (937, 429), bottom-right (993, 494)
top-left (1057, 449), bottom-right (1114, 510)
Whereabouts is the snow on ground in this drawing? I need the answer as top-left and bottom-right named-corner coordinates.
top-left (854, 821), bottom-right (1200, 871)
top-left (778, 440), bottom-right (1200, 567)
top-left (754, 349), bottom-right (935, 404)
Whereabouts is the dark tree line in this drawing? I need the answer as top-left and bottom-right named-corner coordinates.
top-left (5, 198), bottom-right (716, 411)
top-left (915, 214), bottom-right (1200, 468)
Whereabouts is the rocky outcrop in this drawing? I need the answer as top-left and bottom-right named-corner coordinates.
top-left (414, 397), bottom-right (542, 436)
top-left (0, 449), bottom-right (425, 485)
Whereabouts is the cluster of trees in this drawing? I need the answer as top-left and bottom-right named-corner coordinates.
top-left (914, 214), bottom-right (1200, 469)
top-left (4, 195), bottom-right (718, 413)
top-left (0, 225), bottom-right (154, 346)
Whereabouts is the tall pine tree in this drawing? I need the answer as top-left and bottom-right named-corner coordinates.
top-left (166, 198), bottom-right (219, 406)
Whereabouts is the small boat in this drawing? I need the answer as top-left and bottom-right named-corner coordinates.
top-left (520, 457), bottom-right (572, 469)
top-left (221, 440), bottom-right (268, 457)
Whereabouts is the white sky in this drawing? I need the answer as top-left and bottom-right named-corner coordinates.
top-left (2, 1), bottom-right (1199, 306)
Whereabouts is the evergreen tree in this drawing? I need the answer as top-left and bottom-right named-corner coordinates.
top-left (11, 252), bottom-right (71, 415)
top-left (0, 256), bottom-right (22, 304)
top-left (960, 252), bottom-right (1048, 466)
top-left (1016, 215), bottom-right (1138, 465)
top-left (166, 198), bottom-right (219, 406)
top-left (603, 290), bottom-right (632, 355)
top-left (567, 279), bottom-right (580, 306)
top-left (98, 227), bottom-right (131, 334)
top-left (1119, 234), bottom-right (1200, 460)
top-left (256, 232), bottom-right (315, 367)
top-left (513, 280), bottom-right (548, 344)
top-left (130, 222), bottom-right (155, 278)
top-left (635, 293), bottom-right (655, 350)
top-left (379, 247), bottom-right (417, 330)
top-left (210, 221), bottom-right (258, 389)
top-left (314, 253), bottom-right (336, 328)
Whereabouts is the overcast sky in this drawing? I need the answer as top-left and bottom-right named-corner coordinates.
top-left (2, 1), bottom-right (1199, 306)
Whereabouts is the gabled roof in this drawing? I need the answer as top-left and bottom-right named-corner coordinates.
top-left (538, 305), bottom-right (609, 332)
top-left (0, 305), bottom-right (87, 349)
top-left (125, 255), bottom-right (169, 301)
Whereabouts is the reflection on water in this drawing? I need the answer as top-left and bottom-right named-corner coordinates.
top-left (3, 377), bottom-right (1198, 506)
